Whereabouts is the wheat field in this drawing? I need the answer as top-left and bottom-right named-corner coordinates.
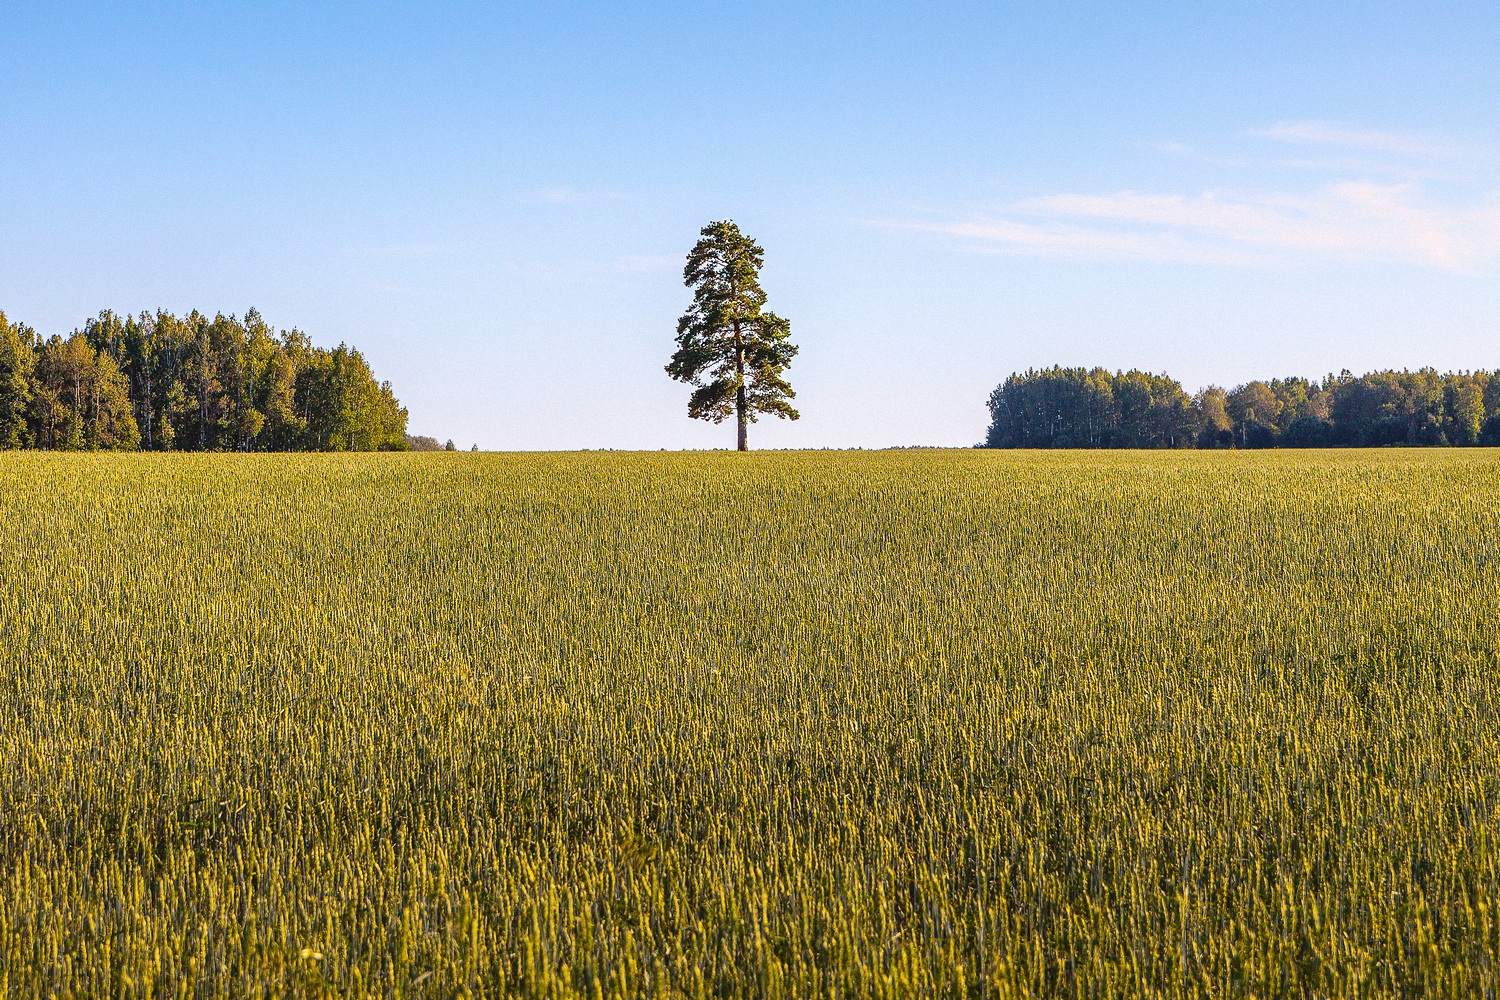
top-left (0, 450), bottom-right (1497, 998)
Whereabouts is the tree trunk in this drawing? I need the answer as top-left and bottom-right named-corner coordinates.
top-left (142, 371), bottom-right (152, 450)
top-left (733, 320), bottom-right (748, 451)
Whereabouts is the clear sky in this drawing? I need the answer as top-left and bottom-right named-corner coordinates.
top-left (3, 2), bottom-right (1497, 449)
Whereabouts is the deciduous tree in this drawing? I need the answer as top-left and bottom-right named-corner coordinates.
top-left (0, 312), bottom-right (36, 448)
top-left (31, 333), bottom-right (139, 450)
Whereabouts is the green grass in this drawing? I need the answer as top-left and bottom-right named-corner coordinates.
top-left (1, 450), bottom-right (1498, 997)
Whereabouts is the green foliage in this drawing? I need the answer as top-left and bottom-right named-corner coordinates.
top-left (988, 365), bottom-right (1500, 448)
top-left (986, 366), bottom-right (1197, 448)
top-left (0, 312), bottom-right (37, 448)
top-left (2, 450), bottom-right (1499, 996)
top-left (668, 221), bottom-right (798, 450)
top-left (31, 332), bottom-right (139, 450)
top-left (294, 342), bottom-right (408, 451)
top-left (0, 307), bottom-right (406, 451)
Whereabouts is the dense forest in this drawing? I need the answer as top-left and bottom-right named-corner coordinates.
top-left (985, 366), bottom-right (1500, 449)
top-left (0, 309), bottom-right (407, 451)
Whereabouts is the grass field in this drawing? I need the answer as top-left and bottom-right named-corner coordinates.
top-left (1, 450), bottom-right (1498, 998)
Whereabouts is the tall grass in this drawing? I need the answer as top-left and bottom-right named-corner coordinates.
top-left (0, 450), bottom-right (1497, 997)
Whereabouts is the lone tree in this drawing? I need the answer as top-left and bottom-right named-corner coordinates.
top-left (667, 220), bottom-right (798, 451)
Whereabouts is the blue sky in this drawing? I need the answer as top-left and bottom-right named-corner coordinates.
top-left (3, 2), bottom-right (1497, 448)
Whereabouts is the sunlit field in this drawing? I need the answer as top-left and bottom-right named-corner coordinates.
top-left (2, 450), bottom-right (1498, 997)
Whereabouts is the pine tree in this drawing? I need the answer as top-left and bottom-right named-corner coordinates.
top-left (667, 221), bottom-right (798, 451)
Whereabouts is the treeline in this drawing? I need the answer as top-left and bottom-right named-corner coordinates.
top-left (985, 366), bottom-right (1500, 449)
top-left (0, 308), bottom-right (407, 451)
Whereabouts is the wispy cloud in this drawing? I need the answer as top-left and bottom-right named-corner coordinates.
top-left (1152, 137), bottom-right (1458, 180)
top-left (898, 123), bottom-right (1499, 272)
top-left (1151, 140), bottom-right (1248, 167)
top-left (358, 242), bottom-right (460, 259)
top-left (918, 217), bottom-right (1267, 266)
top-left (517, 186), bottom-right (627, 205)
top-left (1249, 121), bottom-right (1458, 158)
top-left (903, 183), bottom-right (1500, 271)
top-left (615, 254), bottom-right (679, 273)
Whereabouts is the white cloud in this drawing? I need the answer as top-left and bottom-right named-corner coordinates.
top-left (615, 254), bottom-right (679, 272)
top-left (1249, 121), bottom-right (1457, 158)
top-left (904, 121), bottom-right (1499, 272)
top-left (913, 217), bottom-right (1268, 267)
top-left (907, 183), bottom-right (1500, 272)
top-left (1152, 136), bottom-right (1461, 181)
top-left (517, 187), bottom-right (627, 205)
top-left (358, 242), bottom-right (458, 259)
top-left (1150, 140), bottom-right (1246, 167)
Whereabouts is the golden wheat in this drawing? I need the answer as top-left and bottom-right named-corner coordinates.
top-left (0, 450), bottom-right (1497, 997)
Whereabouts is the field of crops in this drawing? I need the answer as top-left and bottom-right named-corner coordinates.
top-left (1, 450), bottom-right (1498, 997)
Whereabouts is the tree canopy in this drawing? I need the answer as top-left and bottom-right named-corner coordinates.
top-left (0, 308), bottom-right (408, 451)
top-left (984, 366), bottom-right (1500, 449)
top-left (667, 221), bottom-right (798, 450)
